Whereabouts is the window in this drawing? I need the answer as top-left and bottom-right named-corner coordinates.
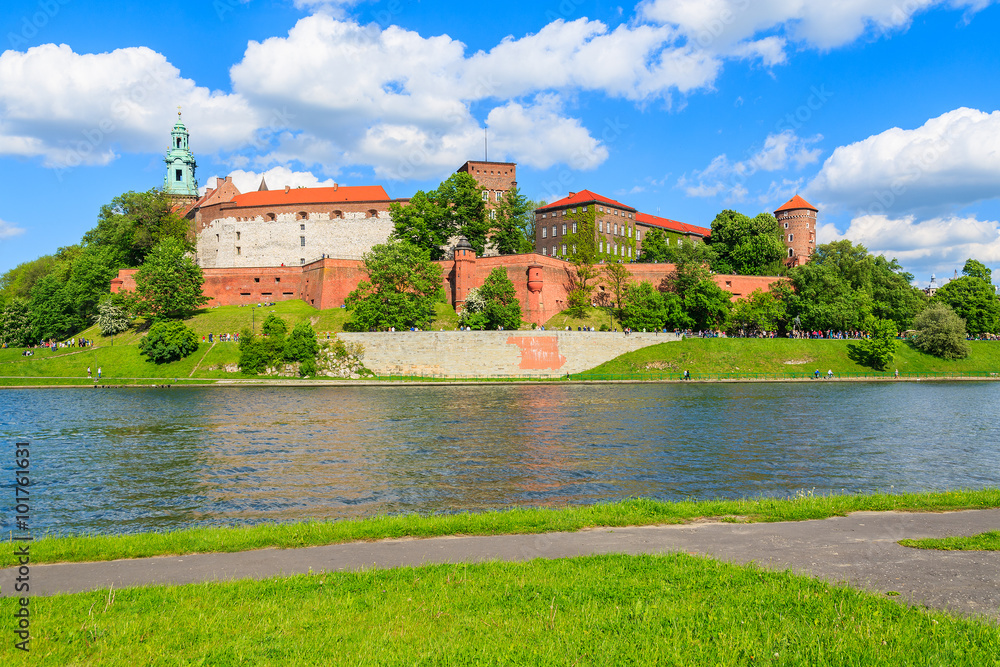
top-left (572, 223), bottom-right (577, 233)
top-left (628, 247), bottom-right (632, 258)
top-left (614, 224), bottom-right (618, 235)
top-left (599, 221), bottom-right (604, 232)
top-left (489, 209), bottom-right (496, 220)
top-left (542, 213), bottom-right (547, 218)
top-left (236, 231), bottom-right (240, 240)
top-left (266, 213), bottom-right (276, 221)
top-left (677, 238), bottom-right (682, 246)
top-left (254, 277), bottom-right (260, 283)
top-left (275, 277), bottom-right (280, 283)
top-left (542, 227), bottom-right (547, 238)
top-left (600, 240), bottom-right (604, 252)
top-left (541, 247), bottom-right (547, 256)
top-left (552, 246), bottom-right (556, 256)
top-left (332, 210), bottom-right (343, 219)
top-left (551, 226), bottom-right (556, 237)
top-left (495, 191), bottom-right (502, 201)
top-left (300, 223), bottom-right (305, 230)
top-left (300, 258), bottom-right (305, 265)
top-left (788, 248), bottom-right (794, 258)
top-left (175, 169), bottom-right (182, 182)
top-left (300, 236), bottom-right (306, 247)
top-left (784, 222), bottom-right (789, 229)
top-left (614, 243), bottom-right (618, 255)
top-left (788, 234), bottom-right (794, 242)
top-left (637, 231), bottom-right (641, 241)
top-left (572, 245), bottom-right (577, 254)
top-left (562, 244), bottom-right (567, 255)
top-left (582, 206), bottom-right (587, 212)
top-left (236, 246), bottom-right (241, 255)
top-left (216, 234), bottom-right (219, 242)
top-left (562, 224), bottom-right (567, 235)
top-left (176, 138), bottom-right (181, 148)
top-left (482, 190), bottom-right (489, 200)
top-left (628, 227), bottom-right (632, 238)
top-left (296, 212), bottom-right (308, 221)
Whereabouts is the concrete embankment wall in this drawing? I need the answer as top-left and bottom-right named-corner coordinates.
top-left (337, 331), bottom-right (680, 377)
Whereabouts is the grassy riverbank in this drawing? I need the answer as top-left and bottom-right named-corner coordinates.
top-left (6, 490), bottom-right (999, 566)
top-left (2, 553), bottom-right (998, 665)
top-left (574, 337), bottom-right (1000, 379)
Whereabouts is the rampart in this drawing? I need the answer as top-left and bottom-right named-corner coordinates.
top-left (338, 330), bottom-right (680, 377)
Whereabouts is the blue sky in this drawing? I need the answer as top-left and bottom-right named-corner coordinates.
top-left (2, 0), bottom-right (1000, 286)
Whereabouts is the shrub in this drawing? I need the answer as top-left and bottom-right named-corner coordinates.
top-left (298, 358), bottom-right (317, 377)
top-left (95, 297), bottom-right (132, 336)
top-left (138, 320), bottom-right (199, 363)
top-left (912, 302), bottom-right (970, 359)
top-left (237, 328), bottom-right (267, 374)
top-left (261, 314), bottom-right (287, 338)
top-left (285, 321), bottom-right (318, 362)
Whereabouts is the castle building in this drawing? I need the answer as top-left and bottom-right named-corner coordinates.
top-left (456, 160), bottom-right (517, 221)
top-left (774, 195), bottom-right (818, 267)
top-left (163, 111), bottom-right (199, 206)
top-left (533, 190), bottom-right (710, 260)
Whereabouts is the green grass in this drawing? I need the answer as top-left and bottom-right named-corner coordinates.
top-left (7, 490), bottom-right (1000, 567)
top-left (573, 337), bottom-right (1000, 379)
top-left (544, 305), bottom-right (618, 331)
top-left (3, 553), bottom-right (998, 665)
top-left (899, 530), bottom-right (1000, 551)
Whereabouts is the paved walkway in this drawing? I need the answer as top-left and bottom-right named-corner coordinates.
top-left (3, 509), bottom-right (999, 619)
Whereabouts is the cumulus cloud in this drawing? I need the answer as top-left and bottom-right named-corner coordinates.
top-left (806, 107), bottom-right (1000, 216)
top-left (639, 0), bottom-right (995, 55)
top-left (485, 96), bottom-right (609, 170)
top-left (679, 130), bottom-right (821, 200)
top-left (820, 212), bottom-right (1000, 279)
top-left (0, 44), bottom-right (260, 169)
top-left (0, 218), bottom-right (26, 239)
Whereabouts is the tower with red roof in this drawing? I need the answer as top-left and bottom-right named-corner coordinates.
top-left (774, 195), bottom-right (818, 267)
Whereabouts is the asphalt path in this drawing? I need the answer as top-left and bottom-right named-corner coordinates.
top-left (3, 509), bottom-right (999, 619)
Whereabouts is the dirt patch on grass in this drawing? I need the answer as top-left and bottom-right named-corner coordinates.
top-left (644, 361), bottom-right (678, 370)
top-left (783, 358), bottom-right (814, 365)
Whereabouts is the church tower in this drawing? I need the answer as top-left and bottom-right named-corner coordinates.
top-left (163, 109), bottom-right (198, 205)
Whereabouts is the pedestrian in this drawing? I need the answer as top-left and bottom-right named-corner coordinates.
top-left (97, 366), bottom-right (102, 380)
top-left (894, 368), bottom-right (899, 379)
top-left (87, 366), bottom-right (91, 378)
top-left (683, 370), bottom-right (690, 381)
top-left (827, 369), bottom-right (833, 379)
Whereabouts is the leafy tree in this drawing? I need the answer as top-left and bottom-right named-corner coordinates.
top-left (95, 296), bottom-right (133, 336)
top-left (133, 237), bottom-right (209, 321)
top-left (0, 254), bottom-right (60, 304)
top-left (852, 316), bottom-right (899, 370)
top-left (787, 240), bottom-right (923, 331)
top-left (620, 281), bottom-right (690, 331)
top-left (602, 261), bottom-right (632, 319)
top-left (345, 240), bottom-right (443, 331)
top-left (728, 288), bottom-right (787, 336)
top-left (684, 279), bottom-right (732, 331)
top-left (29, 273), bottom-right (82, 341)
top-left (637, 228), bottom-right (672, 263)
top-left (83, 189), bottom-right (191, 267)
top-left (564, 208), bottom-right (601, 317)
top-left (0, 299), bottom-right (33, 347)
top-left (933, 259), bottom-right (1000, 335)
top-left (911, 302), bottom-right (970, 359)
top-left (261, 314), bottom-right (288, 338)
top-left (259, 314), bottom-right (288, 362)
top-left (138, 320), bottom-right (199, 363)
top-left (491, 185), bottom-right (536, 255)
top-left (475, 267), bottom-right (522, 330)
top-left (706, 210), bottom-right (786, 276)
top-left (284, 321), bottom-right (319, 362)
top-left (237, 328), bottom-right (267, 374)
top-left (390, 173), bottom-right (488, 259)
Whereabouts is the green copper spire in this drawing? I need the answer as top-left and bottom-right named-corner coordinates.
top-left (163, 108), bottom-right (198, 199)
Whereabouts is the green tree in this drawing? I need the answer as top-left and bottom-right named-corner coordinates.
top-left (390, 173), bottom-right (488, 259)
top-left (133, 237), bottom-right (209, 321)
top-left (284, 321), bottom-right (319, 362)
top-left (911, 302), bottom-right (970, 359)
top-left (564, 208), bottom-right (601, 317)
top-left (853, 316), bottom-right (899, 370)
top-left (685, 279), bottom-right (732, 331)
top-left (95, 296), bottom-right (133, 336)
top-left (491, 185), bottom-right (536, 255)
top-left (84, 189), bottom-right (191, 267)
top-left (602, 261), bottom-right (632, 319)
top-left (345, 241), bottom-right (443, 331)
top-left (620, 281), bottom-right (690, 332)
top-left (728, 288), bottom-right (787, 336)
top-left (237, 328), bottom-right (267, 374)
top-left (259, 314), bottom-right (287, 363)
top-left (476, 267), bottom-right (522, 330)
top-left (0, 299), bottom-right (33, 347)
top-left (138, 320), bottom-right (199, 363)
top-left (0, 254), bottom-right (60, 304)
top-left (707, 210), bottom-right (786, 275)
top-left (389, 191), bottom-right (450, 261)
top-left (636, 228), bottom-right (672, 263)
top-left (29, 272), bottom-right (81, 341)
top-left (933, 259), bottom-right (1000, 335)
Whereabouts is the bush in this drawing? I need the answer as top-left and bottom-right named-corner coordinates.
top-left (298, 358), bottom-right (317, 377)
top-left (261, 314), bottom-right (287, 338)
top-left (138, 320), bottom-right (199, 363)
top-left (912, 302), bottom-right (970, 359)
top-left (599, 323), bottom-right (610, 332)
top-left (285, 321), bottom-right (318, 362)
top-left (237, 328), bottom-right (267, 374)
top-left (95, 296), bottom-right (132, 336)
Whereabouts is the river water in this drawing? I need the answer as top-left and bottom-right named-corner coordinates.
top-left (2, 383), bottom-right (997, 536)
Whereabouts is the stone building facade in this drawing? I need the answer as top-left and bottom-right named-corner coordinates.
top-left (774, 195), bottom-right (818, 267)
top-left (456, 160), bottom-right (517, 222)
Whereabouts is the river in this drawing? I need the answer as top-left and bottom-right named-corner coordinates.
top-left (2, 382), bottom-right (997, 536)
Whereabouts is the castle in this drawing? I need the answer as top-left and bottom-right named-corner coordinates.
top-left (111, 118), bottom-right (808, 324)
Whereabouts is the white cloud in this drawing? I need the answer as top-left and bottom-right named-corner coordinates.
top-left (0, 44), bottom-right (260, 169)
top-left (201, 167), bottom-right (338, 195)
top-left (639, 0), bottom-right (995, 54)
top-left (0, 218), bottom-right (26, 239)
top-left (680, 130), bottom-right (821, 200)
top-left (820, 212), bottom-right (1000, 279)
top-left (485, 96), bottom-right (609, 170)
top-left (806, 107), bottom-right (1000, 215)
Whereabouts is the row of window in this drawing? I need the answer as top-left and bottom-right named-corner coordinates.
top-left (538, 206), bottom-right (636, 220)
top-left (598, 220), bottom-right (635, 238)
top-left (481, 190), bottom-right (504, 202)
top-left (541, 222), bottom-right (579, 238)
top-left (598, 241), bottom-right (634, 258)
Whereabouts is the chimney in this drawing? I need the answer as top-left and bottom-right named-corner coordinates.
top-left (333, 183), bottom-right (338, 191)
top-left (284, 185), bottom-right (290, 194)
top-left (568, 192), bottom-right (576, 197)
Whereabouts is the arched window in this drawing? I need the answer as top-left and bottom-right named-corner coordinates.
top-left (266, 212), bottom-right (276, 222)
top-left (296, 211), bottom-right (309, 221)
top-left (331, 210), bottom-right (343, 219)
top-left (788, 247), bottom-right (794, 258)
top-left (176, 138), bottom-right (181, 148)
top-left (368, 209), bottom-right (378, 218)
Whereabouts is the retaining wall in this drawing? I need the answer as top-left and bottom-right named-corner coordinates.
top-left (338, 330), bottom-right (680, 377)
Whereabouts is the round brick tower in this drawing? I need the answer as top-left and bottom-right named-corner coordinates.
top-left (774, 195), bottom-right (818, 267)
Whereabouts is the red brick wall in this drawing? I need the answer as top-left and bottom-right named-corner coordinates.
top-left (111, 255), bottom-right (784, 326)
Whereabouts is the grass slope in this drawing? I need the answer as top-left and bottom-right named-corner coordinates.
top-left (7, 490), bottom-right (999, 566)
top-left (2, 554), bottom-right (998, 665)
top-left (575, 337), bottom-right (1000, 378)
top-left (900, 530), bottom-right (1000, 551)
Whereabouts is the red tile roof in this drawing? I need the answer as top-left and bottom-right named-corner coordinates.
top-left (229, 185), bottom-right (390, 207)
top-left (775, 195), bottom-right (817, 213)
top-left (635, 212), bottom-right (710, 237)
top-left (536, 189), bottom-right (636, 213)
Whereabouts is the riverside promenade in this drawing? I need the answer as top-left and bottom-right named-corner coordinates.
top-left (4, 509), bottom-right (998, 620)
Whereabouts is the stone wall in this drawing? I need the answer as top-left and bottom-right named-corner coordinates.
top-left (338, 330), bottom-right (680, 377)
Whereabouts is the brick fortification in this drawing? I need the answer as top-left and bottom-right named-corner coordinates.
top-left (774, 195), bottom-right (818, 267)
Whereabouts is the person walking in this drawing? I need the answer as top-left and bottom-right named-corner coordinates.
top-left (87, 366), bottom-right (91, 378)
top-left (97, 366), bottom-right (102, 380)
top-left (827, 369), bottom-right (833, 379)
